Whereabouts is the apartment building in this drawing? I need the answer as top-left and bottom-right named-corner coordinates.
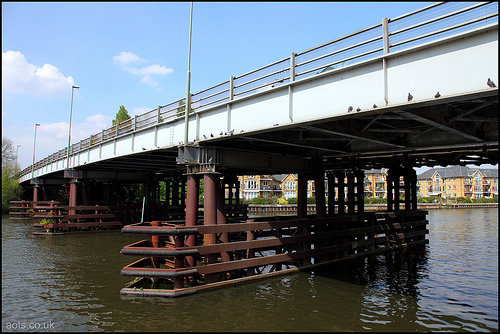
top-left (239, 174), bottom-right (315, 200)
top-left (417, 166), bottom-right (498, 199)
top-left (236, 166), bottom-right (498, 201)
top-left (364, 168), bottom-right (389, 198)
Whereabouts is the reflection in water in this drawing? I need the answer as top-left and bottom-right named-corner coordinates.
top-left (2, 208), bottom-right (498, 332)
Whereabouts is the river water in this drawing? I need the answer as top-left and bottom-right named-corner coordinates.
top-left (2, 208), bottom-right (498, 332)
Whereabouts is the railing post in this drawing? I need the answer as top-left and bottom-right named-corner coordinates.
top-left (115, 120), bottom-right (119, 137)
top-left (157, 106), bottom-right (161, 124)
top-left (134, 115), bottom-right (138, 131)
top-left (290, 52), bottom-right (295, 82)
top-left (229, 76), bottom-right (234, 100)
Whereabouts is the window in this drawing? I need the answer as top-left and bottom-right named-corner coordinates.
top-left (475, 175), bottom-right (480, 183)
top-left (453, 185), bottom-right (456, 190)
top-left (433, 186), bottom-right (441, 192)
top-left (434, 175), bottom-right (440, 183)
top-left (245, 180), bottom-right (257, 190)
top-left (474, 185), bottom-right (482, 192)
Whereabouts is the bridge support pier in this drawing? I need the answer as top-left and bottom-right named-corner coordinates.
top-left (387, 165), bottom-right (418, 211)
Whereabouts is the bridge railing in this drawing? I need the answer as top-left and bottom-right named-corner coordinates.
top-left (20, 1), bottom-right (498, 179)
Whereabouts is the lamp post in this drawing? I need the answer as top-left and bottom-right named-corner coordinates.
top-left (16, 145), bottom-right (21, 168)
top-left (32, 124), bottom-right (40, 178)
top-left (67, 85), bottom-right (79, 169)
top-left (184, 2), bottom-right (193, 145)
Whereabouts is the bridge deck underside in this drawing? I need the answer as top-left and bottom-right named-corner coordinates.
top-left (190, 92), bottom-right (498, 174)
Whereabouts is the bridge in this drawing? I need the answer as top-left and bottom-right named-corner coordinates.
top-left (19, 1), bottom-right (498, 184)
top-left (15, 2), bottom-right (498, 297)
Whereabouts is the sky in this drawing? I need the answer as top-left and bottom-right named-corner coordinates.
top-left (2, 2), bottom-right (496, 173)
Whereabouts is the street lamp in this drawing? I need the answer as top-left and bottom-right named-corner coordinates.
top-left (32, 123), bottom-right (40, 178)
top-left (183, 2), bottom-right (193, 145)
top-left (67, 85), bottom-right (79, 168)
top-left (16, 145), bottom-right (21, 168)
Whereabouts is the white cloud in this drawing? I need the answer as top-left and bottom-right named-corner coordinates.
top-left (2, 50), bottom-right (74, 98)
top-left (113, 51), bottom-right (145, 66)
top-left (129, 64), bottom-right (173, 76)
top-left (139, 75), bottom-right (159, 86)
top-left (113, 51), bottom-right (173, 87)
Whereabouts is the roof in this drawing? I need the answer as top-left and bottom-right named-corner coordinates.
top-left (417, 166), bottom-right (498, 180)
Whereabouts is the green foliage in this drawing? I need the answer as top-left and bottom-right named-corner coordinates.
top-left (176, 100), bottom-right (185, 116)
top-left (251, 197), bottom-right (266, 205)
top-left (364, 197), bottom-right (387, 204)
top-left (418, 196), bottom-right (442, 203)
top-left (40, 218), bottom-right (55, 225)
top-left (277, 197), bottom-right (288, 205)
top-left (456, 196), bottom-right (473, 203)
top-left (2, 138), bottom-right (22, 213)
top-left (472, 197), bottom-right (498, 203)
top-left (2, 170), bottom-right (22, 213)
top-left (287, 197), bottom-right (298, 205)
top-left (112, 105), bottom-right (131, 125)
top-left (307, 197), bottom-right (316, 204)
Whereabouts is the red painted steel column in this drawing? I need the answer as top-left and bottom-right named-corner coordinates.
top-left (174, 233), bottom-right (184, 289)
top-left (203, 174), bottom-right (218, 284)
top-left (150, 220), bottom-right (161, 269)
top-left (217, 178), bottom-right (230, 262)
top-left (69, 181), bottom-right (78, 223)
top-left (185, 174), bottom-right (198, 267)
top-left (33, 185), bottom-right (39, 204)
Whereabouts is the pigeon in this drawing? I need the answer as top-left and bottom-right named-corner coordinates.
top-left (210, 133), bottom-right (214, 137)
top-left (220, 131), bottom-right (223, 135)
top-left (348, 106), bottom-right (353, 112)
top-left (373, 104), bottom-right (377, 108)
top-left (203, 135), bottom-right (207, 139)
top-left (356, 107), bottom-right (361, 112)
top-left (273, 123), bottom-right (279, 126)
top-left (142, 147), bottom-right (147, 151)
top-left (435, 92), bottom-right (441, 98)
top-left (487, 78), bottom-right (496, 88)
top-left (408, 93), bottom-right (413, 102)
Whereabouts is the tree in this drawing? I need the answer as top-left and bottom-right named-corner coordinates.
top-left (2, 137), bottom-right (22, 213)
top-left (112, 105), bottom-right (131, 125)
top-left (2, 136), bottom-right (17, 168)
top-left (176, 100), bottom-right (185, 116)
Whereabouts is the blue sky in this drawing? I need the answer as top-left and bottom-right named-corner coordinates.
top-left (3, 2), bottom-right (494, 172)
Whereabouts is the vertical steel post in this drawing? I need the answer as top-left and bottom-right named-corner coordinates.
top-left (203, 173), bottom-right (218, 283)
top-left (69, 181), bottom-right (78, 223)
top-left (33, 185), bottom-right (39, 204)
top-left (151, 220), bottom-right (161, 269)
top-left (185, 174), bottom-right (198, 267)
top-left (217, 177), bottom-right (230, 262)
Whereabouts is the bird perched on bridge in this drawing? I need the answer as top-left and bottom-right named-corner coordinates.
top-left (408, 93), bottom-right (413, 102)
top-left (210, 133), bottom-right (214, 137)
top-left (348, 106), bottom-right (353, 112)
top-left (487, 78), bottom-right (496, 87)
top-left (373, 104), bottom-right (377, 108)
top-left (356, 107), bottom-right (361, 112)
top-left (203, 134), bottom-right (207, 139)
top-left (435, 91), bottom-right (441, 98)
top-left (220, 131), bottom-right (223, 136)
